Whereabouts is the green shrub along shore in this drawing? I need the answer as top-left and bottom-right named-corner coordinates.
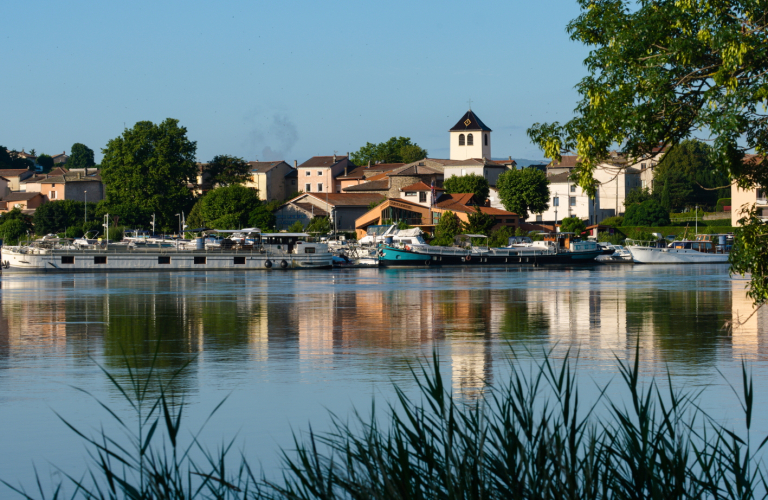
top-left (5, 349), bottom-right (767, 499)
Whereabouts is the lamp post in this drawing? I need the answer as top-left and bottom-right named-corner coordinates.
top-left (175, 213), bottom-right (181, 236)
top-left (695, 205), bottom-right (698, 235)
top-left (84, 191), bottom-right (87, 225)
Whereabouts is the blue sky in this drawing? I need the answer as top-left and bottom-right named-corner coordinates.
top-left (2, 0), bottom-right (590, 164)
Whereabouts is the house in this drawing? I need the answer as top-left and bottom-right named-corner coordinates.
top-left (297, 155), bottom-right (357, 194)
top-left (343, 161), bottom-right (444, 199)
top-left (0, 176), bottom-right (9, 199)
top-left (0, 169), bottom-right (34, 191)
top-left (23, 169), bottom-right (104, 202)
top-left (51, 151), bottom-right (69, 164)
top-left (0, 192), bottom-right (46, 213)
top-left (399, 181), bottom-right (444, 207)
top-left (527, 172), bottom-right (614, 225)
top-left (274, 192), bottom-right (385, 231)
top-left (245, 160), bottom-right (295, 202)
top-left (731, 155), bottom-right (767, 226)
top-left (353, 192), bottom-right (518, 239)
top-left (337, 163), bottom-right (405, 191)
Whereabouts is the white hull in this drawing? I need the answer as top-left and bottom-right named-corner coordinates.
top-left (0, 247), bottom-right (333, 273)
top-left (628, 246), bottom-right (729, 264)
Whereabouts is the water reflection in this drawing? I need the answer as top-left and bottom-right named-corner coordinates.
top-left (0, 266), bottom-right (766, 400)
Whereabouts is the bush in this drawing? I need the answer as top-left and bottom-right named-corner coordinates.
top-left (624, 199), bottom-right (670, 226)
top-left (108, 226), bottom-right (124, 242)
top-left (597, 231), bottom-right (625, 244)
top-left (287, 220), bottom-right (305, 232)
top-left (488, 225), bottom-right (515, 247)
top-left (559, 216), bottom-right (587, 235)
top-left (0, 219), bottom-right (30, 245)
top-left (599, 215), bottom-right (624, 227)
top-left (65, 226), bottom-right (84, 238)
top-left (716, 198), bottom-right (732, 212)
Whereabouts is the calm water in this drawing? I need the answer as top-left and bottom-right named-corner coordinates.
top-left (1, 265), bottom-right (767, 489)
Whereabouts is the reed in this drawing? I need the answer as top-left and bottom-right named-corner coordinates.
top-left (4, 347), bottom-right (768, 499)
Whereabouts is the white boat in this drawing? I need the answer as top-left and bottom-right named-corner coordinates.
top-left (0, 230), bottom-right (333, 272)
top-left (596, 244), bottom-right (633, 262)
top-left (626, 234), bottom-right (732, 264)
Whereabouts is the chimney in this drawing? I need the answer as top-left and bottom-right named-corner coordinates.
top-left (333, 154), bottom-right (337, 163)
top-left (344, 166), bottom-right (348, 176)
top-left (508, 156), bottom-right (512, 161)
top-left (367, 160), bottom-right (371, 168)
top-left (294, 160), bottom-right (297, 168)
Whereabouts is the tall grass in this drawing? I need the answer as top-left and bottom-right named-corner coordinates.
top-left (4, 348), bottom-right (768, 499)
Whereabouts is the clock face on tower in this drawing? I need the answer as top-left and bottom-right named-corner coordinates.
top-left (464, 119), bottom-right (472, 126)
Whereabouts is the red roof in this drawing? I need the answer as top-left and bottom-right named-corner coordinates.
top-left (435, 193), bottom-right (517, 216)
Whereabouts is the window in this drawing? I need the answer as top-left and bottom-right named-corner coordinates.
top-left (570, 185), bottom-right (576, 192)
top-left (461, 169), bottom-right (466, 176)
top-left (94, 256), bottom-right (107, 264)
top-left (304, 247), bottom-right (316, 254)
top-left (484, 133), bottom-right (488, 146)
top-left (553, 197), bottom-right (560, 206)
top-left (570, 197), bottom-right (576, 206)
top-left (194, 256), bottom-right (206, 265)
top-left (419, 191), bottom-right (427, 203)
top-left (641, 162), bottom-right (647, 169)
top-left (61, 256), bottom-right (74, 264)
top-left (459, 134), bottom-right (465, 146)
top-left (305, 170), bottom-right (311, 176)
top-left (317, 183), bottom-right (323, 192)
top-left (158, 256), bottom-right (171, 264)
top-left (317, 170), bottom-right (323, 176)
top-left (404, 191), bottom-right (416, 197)
top-left (234, 256), bottom-right (246, 265)
top-left (305, 183), bottom-right (311, 192)
top-left (49, 191), bottom-right (57, 199)
top-left (467, 133), bottom-right (474, 146)
top-left (536, 214), bottom-right (543, 222)
top-left (52, 183), bottom-right (56, 187)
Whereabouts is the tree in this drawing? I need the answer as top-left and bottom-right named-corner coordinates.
top-left (432, 210), bottom-right (464, 246)
top-left (560, 216), bottom-right (587, 235)
top-left (306, 216), bottom-right (331, 234)
top-left (443, 174), bottom-right (490, 202)
top-left (205, 155), bottom-right (252, 187)
top-left (526, 0), bottom-right (768, 302)
top-left (660, 180), bottom-right (671, 212)
top-left (187, 186), bottom-right (261, 230)
top-left (248, 206), bottom-right (276, 231)
top-left (652, 140), bottom-right (729, 209)
top-left (100, 119), bottom-right (198, 231)
top-left (0, 147), bottom-right (33, 170)
top-left (624, 187), bottom-right (654, 207)
top-left (0, 208), bottom-right (33, 244)
top-left (37, 154), bottom-right (54, 171)
top-left (496, 168), bottom-right (550, 220)
top-left (624, 199), bottom-right (670, 227)
top-left (68, 143), bottom-right (96, 169)
top-left (288, 220), bottom-right (305, 232)
top-left (33, 200), bottom-right (98, 235)
top-left (465, 208), bottom-right (496, 236)
top-left (350, 137), bottom-right (428, 165)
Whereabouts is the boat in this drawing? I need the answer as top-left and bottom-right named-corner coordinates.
top-left (596, 243), bottom-right (633, 263)
top-left (377, 232), bottom-right (605, 267)
top-left (0, 230), bottom-right (333, 272)
top-left (626, 234), bottom-right (733, 264)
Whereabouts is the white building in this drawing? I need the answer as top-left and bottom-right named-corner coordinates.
top-left (526, 172), bottom-right (613, 225)
top-left (449, 110), bottom-right (491, 161)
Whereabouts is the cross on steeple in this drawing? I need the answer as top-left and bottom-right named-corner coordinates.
top-left (468, 98), bottom-right (473, 110)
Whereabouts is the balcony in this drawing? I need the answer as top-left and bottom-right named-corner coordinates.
top-left (756, 198), bottom-right (768, 206)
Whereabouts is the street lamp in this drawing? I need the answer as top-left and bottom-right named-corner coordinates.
top-left (175, 213), bottom-right (181, 236)
top-left (84, 190), bottom-right (87, 225)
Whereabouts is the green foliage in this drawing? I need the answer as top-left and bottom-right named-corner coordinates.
top-left (716, 198), bottom-right (732, 212)
top-left (107, 226), bottom-right (124, 241)
top-left (205, 154), bottom-right (252, 187)
top-left (652, 140), bottom-right (730, 209)
top-left (187, 186), bottom-right (261, 230)
top-left (624, 187), bottom-right (654, 207)
top-left (432, 210), bottom-right (464, 246)
top-left (496, 168), bottom-right (550, 219)
top-left (305, 216), bottom-right (331, 234)
top-left (350, 136), bottom-right (427, 166)
top-left (624, 199), bottom-right (671, 227)
top-left (100, 118), bottom-right (197, 231)
top-left (68, 143), bottom-right (96, 169)
top-left (36, 154), bottom-right (54, 171)
top-left (464, 207), bottom-right (495, 236)
top-left (0, 219), bottom-right (31, 244)
top-left (288, 220), bottom-right (305, 232)
top-left (560, 216), bottom-right (587, 235)
top-left (94, 200), bottom-right (153, 230)
top-left (33, 200), bottom-right (98, 235)
top-left (248, 206), bottom-right (276, 231)
top-left (368, 198), bottom-right (384, 210)
top-left (65, 226), bottom-right (84, 238)
top-left (0, 147), bottom-right (33, 170)
top-left (488, 225), bottom-right (515, 247)
top-left (443, 173), bottom-right (490, 202)
top-left (597, 231), bottom-right (625, 245)
top-left (599, 215), bottom-right (624, 227)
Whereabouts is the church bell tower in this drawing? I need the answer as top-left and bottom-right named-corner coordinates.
top-left (449, 109), bottom-right (491, 160)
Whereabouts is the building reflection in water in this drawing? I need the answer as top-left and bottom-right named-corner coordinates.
top-left (0, 270), bottom-right (766, 400)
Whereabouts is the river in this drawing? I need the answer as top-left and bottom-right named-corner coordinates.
top-left (1, 264), bottom-right (766, 491)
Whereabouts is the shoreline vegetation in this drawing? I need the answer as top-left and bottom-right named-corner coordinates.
top-left (4, 347), bottom-right (768, 499)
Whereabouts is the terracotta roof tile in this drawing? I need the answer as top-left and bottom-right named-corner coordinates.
top-left (343, 180), bottom-right (389, 192)
top-left (3, 192), bottom-right (44, 202)
top-left (298, 156), bottom-right (350, 168)
top-left (400, 181), bottom-right (444, 192)
top-left (297, 192), bottom-right (386, 207)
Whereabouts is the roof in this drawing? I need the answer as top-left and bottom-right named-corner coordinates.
top-left (400, 181), bottom-right (444, 192)
top-left (3, 192), bottom-right (44, 202)
top-left (336, 163), bottom-right (405, 180)
top-left (388, 164), bottom-right (443, 176)
top-left (434, 192), bottom-right (517, 216)
top-left (293, 203), bottom-right (328, 217)
top-left (248, 161), bottom-right (288, 173)
top-left (343, 180), bottom-right (390, 192)
top-left (449, 110), bottom-right (492, 132)
top-left (0, 169), bottom-right (32, 177)
top-left (51, 152), bottom-right (68, 159)
top-left (285, 168), bottom-right (298, 178)
top-left (298, 156), bottom-right (350, 168)
top-left (547, 155), bottom-right (580, 168)
top-left (547, 172), bottom-right (572, 183)
top-left (296, 192), bottom-right (386, 207)
top-left (38, 173), bottom-right (102, 184)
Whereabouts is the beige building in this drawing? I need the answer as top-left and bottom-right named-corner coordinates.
top-left (22, 170), bottom-right (104, 202)
top-left (297, 155), bottom-right (356, 194)
top-left (245, 161), bottom-right (296, 202)
top-left (0, 169), bottom-right (33, 191)
top-left (730, 156), bottom-right (766, 226)
top-left (0, 192), bottom-right (46, 213)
